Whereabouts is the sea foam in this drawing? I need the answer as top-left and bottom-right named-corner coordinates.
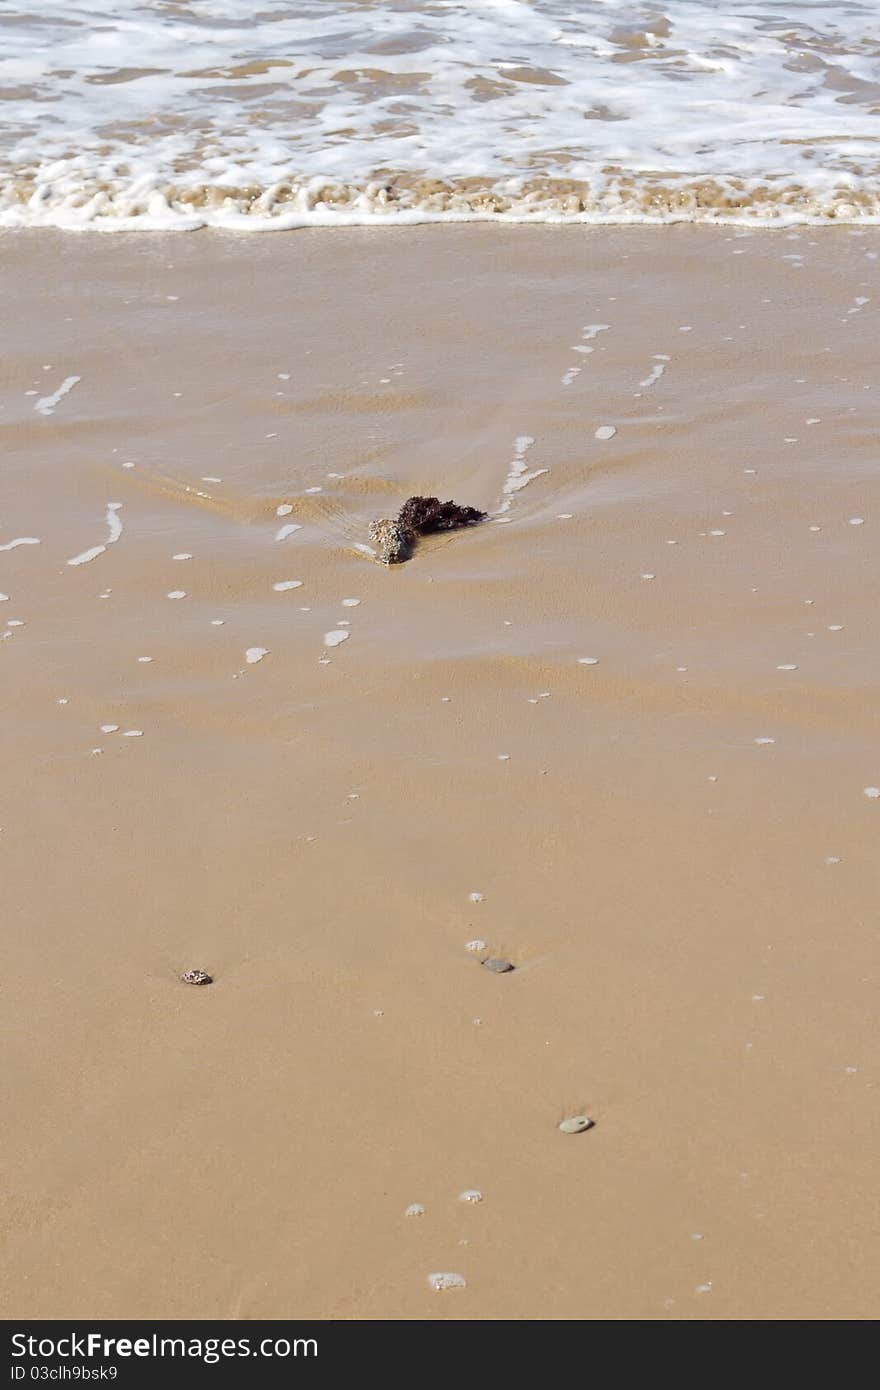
top-left (0, 3), bottom-right (878, 231)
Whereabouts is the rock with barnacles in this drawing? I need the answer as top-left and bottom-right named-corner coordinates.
top-left (368, 517), bottom-right (414, 565)
top-left (369, 496), bottom-right (485, 564)
top-left (181, 968), bottom-right (213, 986)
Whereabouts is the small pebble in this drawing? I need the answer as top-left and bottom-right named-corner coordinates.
top-left (181, 969), bottom-right (212, 986)
top-left (481, 957), bottom-right (514, 974)
top-left (559, 1115), bottom-right (594, 1134)
top-left (404, 1203), bottom-right (425, 1218)
top-left (427, 1273), bottom-right (467, 1292)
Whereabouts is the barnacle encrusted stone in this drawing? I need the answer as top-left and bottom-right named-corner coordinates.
top-left (181, 968), bottom-right (213, 986)
top-left (368, 518), bottom-right (415, 564)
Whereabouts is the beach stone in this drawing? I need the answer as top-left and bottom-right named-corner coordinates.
top-left (481, 957), bottom-right (514, 974)
top-left (368, 518), bottom-right (414, 564)
top-left (181, 969), bottom-right (212, 986)
top-left (427, 1272), bottom-right (467, 1292)
top-left (559, 1115), bottom-right (594, 1134)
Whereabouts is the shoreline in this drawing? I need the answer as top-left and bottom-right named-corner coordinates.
top-left (2, 224), bottom-right (878, 1320)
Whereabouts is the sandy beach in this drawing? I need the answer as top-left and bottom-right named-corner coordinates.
top-left (1, 225), bottom-right (877, 1320)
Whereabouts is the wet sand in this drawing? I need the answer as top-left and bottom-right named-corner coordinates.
top-left (1, 225), bottom-right (878, 1321)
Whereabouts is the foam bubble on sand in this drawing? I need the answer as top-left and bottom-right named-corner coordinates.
top-left (273, 580), bottom-right (302, 592)
top-left (459, 1190), bottom-right (483, 1204)
top-left (324, 630), bottom-right (349, 648)
top-left (100, 724), bottom-right (119, 734)
top-left (34, 375), bottom-right (80, 416)
top-left (210, 619), bottom-right (224, 626)
top-left (469, 891), bottom-right (484, 903)
top-left (404, 1204), bottom-right (425, 1218)
top-left (639, 361), bottom-right (667, 390)
top-left (123, 729), bottom-right (144, 738)
top-left (777, 664), bottom-right (798, 671)
top-left (828, 624), bottom-right (844, 631)
top-left (0, 594), bottom-right (8, 602)
top-left (106, 503), bottom-right (123, 542)
top-left (67, 503), bottom-right (123, 566)
top-left (0, 537), bottom-right (40, 552)
top-left (863, 787), bottom-right (880, 799)
top-left (465, 940), bottom-right (486, 953)
top-left (595, 425), bottom-right (616, 440)
top-left (754, 737), bottom-right (776, 745)
top-left (276, 523), bottom-right (302, 541)
top-left (167, 590), bottom-right (186, 599)
top-left (848, 517), bottom-right (865, 526)
top-left (583, 325), bottom-right (610, 342)
top-left (202, 476), bottom-right (222, 483)
top-left (498, 435), bottom-right (547, 514)
top-left (578, 656), bottom-right (599, 665)
top-left (561, 366), bottom-right (581, 386)
top-left (276, 504), bottom-right (293, 517)
top-left (67, 545), bottom-right (106, 568)
top-left (137, 656), bottom-right (153, 663)
top-left (173, 552), bottom-right (192, 561)
top-left (427, 1273), bottom-right (466, 1292)
top-left (341, 598), bottom-right (360, 607)
top-left (245, 647), bottom-right (269, 664)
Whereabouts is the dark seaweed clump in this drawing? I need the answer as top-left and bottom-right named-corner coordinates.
top-left (397, 496), bottom-right (486, 535)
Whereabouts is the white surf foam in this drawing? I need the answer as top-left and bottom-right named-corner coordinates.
top-left (67, 503), bottom-right (123, 566)
top-left (498, 436), bottom-right (547, 514)
top-left (0, 537), bottom-right (40, 552)
top-left (1, 3), bottom-right (878, 231)
top-left (35, 376), bottom-right (81, 416)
